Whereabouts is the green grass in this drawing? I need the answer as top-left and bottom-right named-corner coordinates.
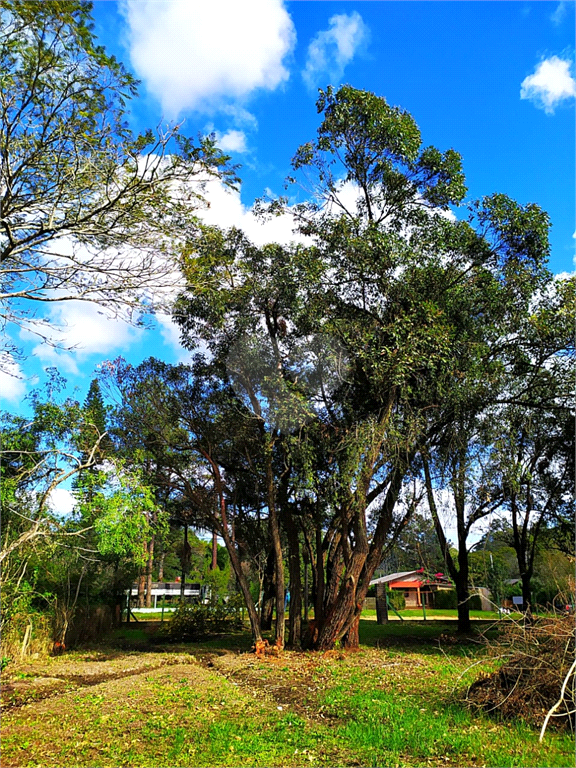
top-left (361, 607), bottom-right (525, 621)
top-left (127, 611), bottom-right (171, 622)
top-left (2, 622), bottom-right (574, 767)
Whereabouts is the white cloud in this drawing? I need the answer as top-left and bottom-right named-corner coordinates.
top-left (0, 358), bottom-right (27, 405)
top-left (215, 129), bottom-right (248, 154)
top-left (122, 0), bottom-right (296, 116)
top-left (28, 302), bottom-right (143, 375)
top-left (197, 177), bottom-right (312, 248)
top-left (520, 56), bottom-right (576, 114)
top-left (303, 12), bottom-right (370, 91)
top-left (551, 2), bottom-right (567, 25)
top-left (47, 487), bottom-right (77, 518)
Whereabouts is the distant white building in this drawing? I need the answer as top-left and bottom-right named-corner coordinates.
top-left (126, 582), bottom-right (205, 609)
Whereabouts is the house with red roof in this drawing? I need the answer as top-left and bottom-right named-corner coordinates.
top-left (370, 569), bottom-right (453, 608)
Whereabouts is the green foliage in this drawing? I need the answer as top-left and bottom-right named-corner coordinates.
top-left (387, 590), bottom-right (406, 610)
top-left (0, 0), bottom-right (238, 358)
top-left (203, 564), bottom-right (232, 600)
top-left (468, 594), bottom-right (482, 611)
top-left (159, 595), bottom-right (244, 642)
top-left (294, 84), bottom-right (467, 221)
top-left (381, 513), bottom-right (449, 574)
top-left (434, 590), bottom-right (458, 610)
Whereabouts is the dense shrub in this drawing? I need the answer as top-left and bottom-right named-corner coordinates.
top-left (158, 596), bottom-right (244, 642)
top-left (434, 589), bottom-right (457, 609)
top-left (433, 590), bottom-right (483, 610)
top-left (0, 611), bottom-right (52, 660)
top-left (388, 590), bottom-right (405, 610)
top-left (469, 594), bottom-right (483, 611)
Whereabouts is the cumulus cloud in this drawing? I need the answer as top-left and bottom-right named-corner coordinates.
top-left (215, 129), bottom-right (248, 154)
top-left (303, 12), bottom-right (370, 91)
top-left (28, 302), bottom-right (144, 375)
top-left (520, 56), bottom-right (576, 114)
top-left (0, 358), bottom-right (27, 405)
top-left (194, 176), bottom-right (311, 248)
top-left (122, 0), bottom-right (296, 116)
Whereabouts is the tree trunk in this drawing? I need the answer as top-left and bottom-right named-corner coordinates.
top-left (423, 455), bottom-right (469, 630)
top-left (217, 491), bottom-right (262, 644)
top-left (314, 462), bottom-right (407, 650)
top-left (314, 519), bottom-right (325, 624)
top-left (511, 494), bottom-right (533, 612)
top-left (211, 530), bottom-right (218, 570)
top-left (303, 547), bottom-right (309, 621)
top-left (260, 548), bottom-right (275, 630)
top-left (285, 507), bottom-right (302, 648)
top-left (157, 551), bottom-right (165, 582)
top-left (181, 523), bottom-right (188, 601)
top-left (145, 533), bottom-right (155, 608)
top-left (455, 477), bottom-right (471, 633)
top-left (137, 543), bottom-right (147, 608)
top-left (315, 552), bottom-right (365, 650)
top-left (323, 532), bottom-right (344, 614)
top-left (521, 571), bottom-right (532, 612)
top-left (342, 614), bottom-right (360, 649)
top-left (264, 445), bottom-right (285, 648)
top-left (200, 449), bottom-right (263, 645)
top-left (455, 576), bottom-right (471, 633)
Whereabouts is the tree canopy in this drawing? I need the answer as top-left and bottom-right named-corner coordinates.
top-left (0, 0), bottom-right (237, 365)
top-left (1, 76), bottom-right (572, 650)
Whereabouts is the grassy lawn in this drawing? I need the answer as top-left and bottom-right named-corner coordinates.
top-left (130, 607), bottom-right (523, 623)
top-left (361, 607), bottom-right (525, 621)
top-left (127, 611), bottom-right (173, 622)
top-left (1, 621), bottom-right (573, 768)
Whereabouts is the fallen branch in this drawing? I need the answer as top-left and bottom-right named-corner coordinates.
top-left (539, 658), bottom-right (576, 742)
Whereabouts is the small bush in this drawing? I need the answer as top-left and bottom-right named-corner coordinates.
top-left (468, 594), bottom-right (483, 611)
top-left (388, 590), bottom-right (405, 610)
top-left (434, 590), bottom-right (457, 609)
top-left (0, 611), bottom-right (52, 660)
top-left (158, 596), bottom-right (244, 642)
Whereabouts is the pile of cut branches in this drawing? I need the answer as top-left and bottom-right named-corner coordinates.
top-left (465, 612), bottom-right (575, 735)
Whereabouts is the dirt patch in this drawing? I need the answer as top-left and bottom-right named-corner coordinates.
top-left (209, 651), bottom-right (337, 721)
top-left (0, 650), bottom-right (196, 709)
top-left (204, 647), bottom-right (425, 722)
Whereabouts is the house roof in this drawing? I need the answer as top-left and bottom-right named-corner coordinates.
top-left (370, 570), bottom-right (423, 585)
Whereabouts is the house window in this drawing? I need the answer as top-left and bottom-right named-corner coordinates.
top-left (404, 591), bottom-right (410, 598)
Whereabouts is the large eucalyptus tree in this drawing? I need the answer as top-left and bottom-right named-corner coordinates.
top-left (174, 85), bottom-right (554, 648)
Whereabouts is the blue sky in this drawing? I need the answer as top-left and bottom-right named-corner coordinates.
top-left (2, 0), bottom-right (575, 413)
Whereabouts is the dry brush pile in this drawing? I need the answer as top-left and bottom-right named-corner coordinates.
top-left (465, 612), bottom-right (575, 738)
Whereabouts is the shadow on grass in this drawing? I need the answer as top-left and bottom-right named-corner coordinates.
top-left (103, 618), bottom-right (500, 658)
top-left (358, 618), bottom-right (499, 654)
